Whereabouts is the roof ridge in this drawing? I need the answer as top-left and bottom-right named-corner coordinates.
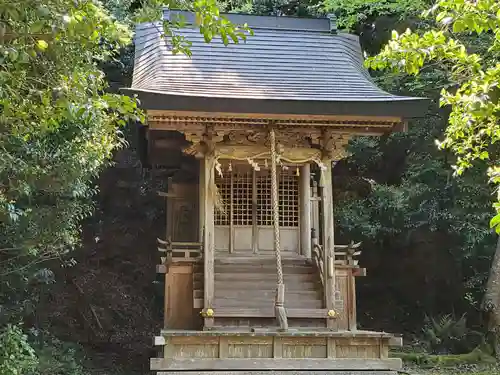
top-left (163, 9), bottom-right (336, 33)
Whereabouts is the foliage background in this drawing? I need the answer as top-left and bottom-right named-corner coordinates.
top-left (0, 0), bottom-right (498, 373)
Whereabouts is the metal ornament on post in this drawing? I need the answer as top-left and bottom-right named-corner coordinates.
top-left (269, 128), bottom-right (288, 331)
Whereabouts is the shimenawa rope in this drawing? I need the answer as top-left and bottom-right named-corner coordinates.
top-left (270, 129), bottom-right (288, 331)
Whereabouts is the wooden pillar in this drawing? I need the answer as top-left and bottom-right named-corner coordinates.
top-left (300, 164), bottom-right (311, 259)
top-left (198, 160), bottom-right (205, 243)
top-left (252, 168), bottom-right (258, 253)
top-left (311, 179), bottom-right (320, 242)
top-left (321, 158), bottom-right (336, 330)
top-left (348, 270), bottom-right (357, 331)
top-left (202, 154), bottom-right (215, 328)
top-left (229, 168), bottom-right (234, 253)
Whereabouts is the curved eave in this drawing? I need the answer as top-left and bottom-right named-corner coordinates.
top-left (121, 88), bottom-right (430, 120)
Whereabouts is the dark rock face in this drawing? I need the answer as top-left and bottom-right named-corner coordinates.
top-left (37, 146), bottom-right (168, 372)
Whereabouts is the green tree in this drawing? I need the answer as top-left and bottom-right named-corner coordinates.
top-left (363, 0), bottom-right (500, 355)
top-left (0, 0), bottom-right (248, 371)
top-left (324, 0), bottom-right (428, 30)
top-left (218, 0), bottom-right (319, 16)
top-left (324, 0), bottom-right (431, 54)
top-left (0, 0), bottom-right (141, 289)
top-left (0, 0), bottom-right (249, 311)
top-left (366, 0), bottom-right (500, 225)
top-left (321, 0), bottom-right (497, 345)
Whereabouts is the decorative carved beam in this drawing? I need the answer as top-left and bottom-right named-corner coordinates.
top-left (179, 122), bottom-right (353, 162)
top-left (320, 129), bottom-right (351, 161)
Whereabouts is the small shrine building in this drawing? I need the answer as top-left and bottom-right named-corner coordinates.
top-left (124, 9), bottom-right (428, 374)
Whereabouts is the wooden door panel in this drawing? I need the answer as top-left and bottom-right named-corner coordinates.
top-left (215, 226), bottom-right (230, 251)
top-left (258, 227), bottom-right (299, 252)
top-left (234, 227), bottom-right (253, 251)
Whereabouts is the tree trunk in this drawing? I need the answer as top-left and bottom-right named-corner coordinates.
top-left (483, 235), bottom-right (500, 358)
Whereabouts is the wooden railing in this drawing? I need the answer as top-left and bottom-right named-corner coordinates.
top-left (311, 233), bottom-right (363, 287)
top-left (312, 242), bottom-right (325, 286)
top-left (334, 242), bottom-right (362, 266)
top-left (156, 237), bottom-right (203, 273)
top-left (311, 237), bottom-right (365, 330)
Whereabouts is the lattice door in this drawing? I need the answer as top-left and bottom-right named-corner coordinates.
top-left (214, 163), bottom-right (299, 253)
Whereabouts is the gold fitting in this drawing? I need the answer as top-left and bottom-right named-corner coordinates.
top-left (327, 309), bottom-right (338, 318)
top-left (202, 308), bottom-right (214, 317)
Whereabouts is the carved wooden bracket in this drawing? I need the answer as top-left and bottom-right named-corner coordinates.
top-left (320, 129), bottom-right (351, 160)
top-left (201, 125), bottom-right (224, 156)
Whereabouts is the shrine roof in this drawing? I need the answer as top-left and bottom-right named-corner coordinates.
top-left (123, 10), bottom-right (428, 119)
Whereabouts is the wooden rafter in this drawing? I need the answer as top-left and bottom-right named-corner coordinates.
top-left (146, 111), bottom-right (402, 136)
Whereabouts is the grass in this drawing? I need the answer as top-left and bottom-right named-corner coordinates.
top-left (393, 348), bottom-right (499, 375)
top-left (408, 365), bottom-right (499, 375)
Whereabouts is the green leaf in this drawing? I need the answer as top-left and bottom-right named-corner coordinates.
top-left (31, 20), bottom-right (46, 33)
top-left (479, 151), bottom-right (489, 160)
top-left (35, 40), bottom-right (49, 51)
top-left (7, 48), bottom-right (18, 62)
top-left (221, 32), bottom-right (229, 46)
top-left (452, 20), bottom-right (466, 32)
top-left (490, 214), bottom-right (500, 230)
top-left (203, 30), bottom-right (212, 43)
top-left (436, 11), bottom-right (447, 22)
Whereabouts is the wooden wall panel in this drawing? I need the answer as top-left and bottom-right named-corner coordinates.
top-left (335, 270), bottom-right (349, 330)
top-left (228, 337), bottom-right (273, 358)
top-left (165, 265), bottom-right (196, 329)
top-left (228, 343), bottom-right (273, 358)
top-left (282, 337), bottom-right (326, 358)
top-left (167, 183), bottom-right (199, 242)
top-left (155, 333), bottom-right (396, 368)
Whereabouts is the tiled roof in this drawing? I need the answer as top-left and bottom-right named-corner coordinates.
top-left (124, 10), bottom-right (428, 118)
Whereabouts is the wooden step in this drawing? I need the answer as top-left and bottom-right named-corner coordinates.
top-left (214, 276), bottom-right (319, 284)
top-left (214, 258), bottom-right (311, 265)
top-left (211, 307), bottom-right (329, 318)
top-left (214, 296), bottom-right (322, 305)
top-left (214, 284), bottom-right (320, 293)
top-left (215, 266), bottom-right (314, 274)
top-left (214, 273), bottom-right (318, 282)
top-left (214, 258), bottom-right (311, 264)
top-left (214, 295), bottom-right (323, 305)
top-left (215, 290), bottom-right (321, 299)
top-left (214, 280), bottom-right (319, 290)
top-left (214, 298), bottom-right (323, 308)
top-left (212, 303), bottom-right (323, 310)
top-left (214, 280), bottom-right (319, 291)
top-left (195, 257), bottom-right (323, 317)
